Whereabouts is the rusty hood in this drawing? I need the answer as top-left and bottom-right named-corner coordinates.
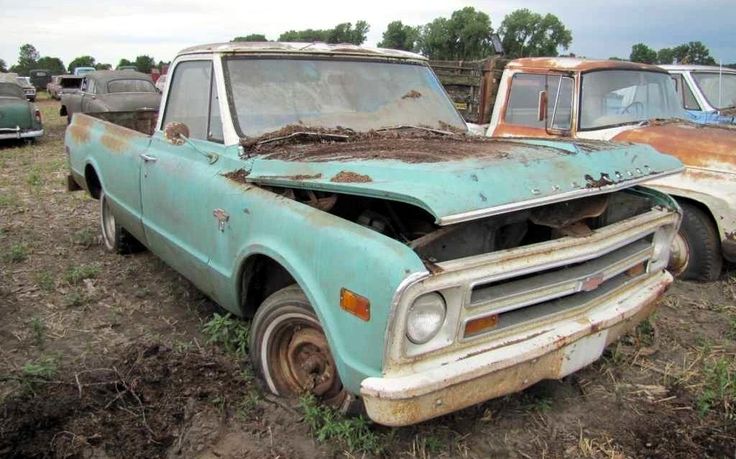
top-left (613, 121), bottom-right (736, 174)
top-left (242, 138), bottom-right (683, 225)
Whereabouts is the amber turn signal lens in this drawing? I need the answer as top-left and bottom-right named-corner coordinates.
top-left (340, 288), bottom-right (370, 321)
top-left (627, 262), bottom-right (646, 278)
top-left (464, 314), bottom-right (499, 337)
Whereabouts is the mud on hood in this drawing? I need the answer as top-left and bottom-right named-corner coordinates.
top-left (613, 121), bottom-right (736, 174)
top-left (242, 138), bottom-right (683, 225)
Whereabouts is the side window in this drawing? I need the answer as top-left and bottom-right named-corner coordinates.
top-left (86, 79), bottom-right (96, 94)
top-left (208, 76), bottom-right (224, 142)
top-left (80, 78), bottom-right (88, 92)
top-left (681, 77), bottom-right (701, 110)
top-left (504, 73), bottom-right (573, 129)
top-left (162, 61), bottom-right (213, 140)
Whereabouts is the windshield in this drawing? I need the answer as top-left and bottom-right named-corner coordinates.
top-left (691, 72), bottom-right (736, 110)
top-left (107, 79), bottom-right (155, 93)
top-left (580, 70), bottom-right (686, 130)
top-left (224, 58), bottom-right (466, 138)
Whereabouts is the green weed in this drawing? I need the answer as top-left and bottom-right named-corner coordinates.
top-left (29, 316), bottom-right (45, 348)
top-left (20, 356), bottom-right (58, 392)
top-left (64, 264), bottom-right (100, 284)
top-left (35, 271), bottom-right (55, 291)
top-left (300, 394), bottom-right (387, 455)
top-left (202, 312), bottom-right (249, 357)
top-left (63, 290), bottom-right (87, 308)
top-left (696, 355), bottom-right (736, 420)
top-left (5, 243), bottom-right (28, 263)
top-left (71, 228), bottom-right (97, 248)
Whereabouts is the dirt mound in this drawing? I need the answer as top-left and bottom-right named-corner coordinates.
top-left (0, 343), bottom-right (249, 458)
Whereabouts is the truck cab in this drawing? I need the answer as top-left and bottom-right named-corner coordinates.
top-left (485, 58), bottom-right (736, 281)
top-left (66, 44), bottom-right (682, 426)
top-left (662, 64), bottom-right (736, 125)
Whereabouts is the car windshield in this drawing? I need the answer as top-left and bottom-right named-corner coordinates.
top-left (691, 72), bottom-right (736, 110)
top-left (580, 70), bottom-right (686, 130)
top-left (0, 83), bottom-right (26, 99)
top-left (107, 79), bottom-right (156, 93)
top-left (224, 57), bottom-right (466, 138)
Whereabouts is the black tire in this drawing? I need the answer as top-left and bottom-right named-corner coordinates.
top-left (249, 285), bottom-right (358, 412)
top-left (669, 202), bottom-right (722, 281)
top-left (99, 190), bottom-right (144, 254)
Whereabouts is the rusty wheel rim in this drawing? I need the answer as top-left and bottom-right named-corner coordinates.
top-left (267, 317), bottom-right (345, 405)
top-left (668, 231), bottom-right (690, 276)
top-left (100, 194), bottom-right (116, 251)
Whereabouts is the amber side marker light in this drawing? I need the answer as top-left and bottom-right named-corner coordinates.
top-left (340, 288), bottom-right (370, 321)
top-left (627, 262), bottom-right (646, 278)
top-left (465, 314), bottom-right (499, 337)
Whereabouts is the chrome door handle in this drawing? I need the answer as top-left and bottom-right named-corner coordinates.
top-left (140, 153), bottom-right (158, 162)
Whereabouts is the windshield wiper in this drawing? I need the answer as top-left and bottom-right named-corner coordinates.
top-left (376, 125), bottom-right (456, 136)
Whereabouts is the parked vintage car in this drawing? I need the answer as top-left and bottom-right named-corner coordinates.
top-left (15, 76), bottom-right (36, 101)
top-left (29, 69), bottom-right (52, 90)
top-left (154, 73), bottom-right (167, 93)
top-left (117, 65), bottom-right (138, 71)
top-left (60, 70), bottom-right (160, 123)
top-left (475, 57), bottom-right (736, 281)
top-left (0, 74), bottom-right (43, 141)
top-left (663, 64), bottom-right (736, 125)
top-left (73, 67), bottom-right (96, 76)
top-left (65, 42), bottom-right (682, 426)
top-left (47, 75), bottom-right (84, 100)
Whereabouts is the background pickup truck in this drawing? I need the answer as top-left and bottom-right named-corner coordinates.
top-left (66, 42), bottom-right (682, 426)
top-left (432, 57), bottom-right (735, 282)
top-left (663, 64), bottom-right (736, 125)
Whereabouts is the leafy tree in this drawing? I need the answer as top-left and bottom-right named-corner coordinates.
top-left (378, 21), bottom-right (420, 51)
top-left (629, 43), bottom-right (658, 64)
top-left (498, 9), bottom-right (572, 58)
top-left (419, 7), bottom-right (494, 60)
top-left (68, 56), bottom-right (96, 73)
top-left (0, 59), bottom-right (7, 73)
top-left (608, 56), bottom-right (624, 61)
top-left (117, 58), bottom-right (134, 68)
top-left (279, 28), bottom-right (330, 42)
top-left (657, 47), bottom-right (675, 65)
top-left (36, 56), bottom-right (65, 75)
top-left (327, 21), bottom-right (369, 45)
top-left (18, 44), bottom-right (40, 70)
top-left (233, 34), bottom-right (268, 42)
top-left (95, 63), bottom-right (112, 70)
top-left (671, 41), bottom-right (716, 65)
top-left (134, 55), bottom-right (156, 73)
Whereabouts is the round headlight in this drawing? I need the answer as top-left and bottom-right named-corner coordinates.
top-left (406, 293), bottom-right (447, 344)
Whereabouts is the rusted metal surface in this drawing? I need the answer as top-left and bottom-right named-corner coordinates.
top-left (163, 122), bottom-right (189, 145)
top-left (330, 171), bottom-right (372, 183)
top-left (506, 57), bottom-right (666, 73)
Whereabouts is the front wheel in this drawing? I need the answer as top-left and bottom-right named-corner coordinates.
top-left (668, 202), bottom-right (722, 281)
top-left (99, 190), bottom-right (143, 254)
top-left (249, 285), bottom-right (351, 410)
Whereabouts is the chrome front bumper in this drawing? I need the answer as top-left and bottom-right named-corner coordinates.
top-left (361, 270), bottom-right (671, 426)
top-left (0, 128), bottom-right (43, 140)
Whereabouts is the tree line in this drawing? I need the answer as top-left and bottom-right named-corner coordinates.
top-left (625, 41), bottom-right (721, 66)
top-left (234, 7), bottom-right (573, 60)
top-left (0, 44), bottom-right (167, 76)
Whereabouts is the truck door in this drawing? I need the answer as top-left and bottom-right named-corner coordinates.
top-left (139, 59), bottom-right (226, 296)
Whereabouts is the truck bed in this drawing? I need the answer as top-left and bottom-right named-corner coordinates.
top-left (86, 110), bottom-right (158, 136)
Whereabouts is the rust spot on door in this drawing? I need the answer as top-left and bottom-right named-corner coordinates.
top-left (330, 171), bottom-right (372, 183)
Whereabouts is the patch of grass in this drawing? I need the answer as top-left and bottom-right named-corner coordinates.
top-left (5, 243), bottom-right (28, 263)
top-left (26, 167), bottom-right (44, 189)
top-left (71, 228), bottom-right (97, 248)
top-left (35, 271), bottom-right (55, 291)
top-left (696, 355), bottom-right (736, 421)
top-left (29, 317), bottom-right (46, 348)
top-left (202, 312), bottom-right (249, 357)
top-left (64, 264), bottom-right (100, 284)
top-left (20, 355), bottom-right (59, 392)
top-left (0, 191), bottom-right (20, 209)
top-left (236, 391), bottom-right (261, 421)
top-left (300, 394), bottom-right (388, 455)
top-left (63, 290), bottom-right (87, 308)
top-left (635, 317), bottom-right (656, 346)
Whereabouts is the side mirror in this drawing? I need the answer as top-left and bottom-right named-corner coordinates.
top-left (537, 90), bottom-right (548, 122)
top-left (163, 122), bottom-right (190, 145)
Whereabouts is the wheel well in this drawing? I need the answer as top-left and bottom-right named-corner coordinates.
top-left (84, 165), bottom-right (102, 199)
top-left (670, 195), bottom-right (720, 235)
top-left (239, 255), bottom-right (296, 318)
top-left (59, 105), bottom-right (67, 116)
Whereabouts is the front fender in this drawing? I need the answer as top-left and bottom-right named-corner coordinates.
top-left (207, 173), bottom-right (427, 394)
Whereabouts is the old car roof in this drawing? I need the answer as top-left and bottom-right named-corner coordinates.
top-left (507, 57), bottom-right (667, 73)
top-left (661, 64), bottom-right (736, 73)
top-left (178, 42), bottom-right (426, 61)
top-left (0, 82), bottom-right (26, 98)
top-left (86, 70), bottom-right (153, 84)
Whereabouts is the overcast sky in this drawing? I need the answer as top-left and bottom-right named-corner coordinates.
top-left (1, 0), bottom-right (735, 68)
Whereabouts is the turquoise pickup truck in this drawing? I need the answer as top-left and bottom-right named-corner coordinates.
top-left (66, 42), bottom-right (683, 426)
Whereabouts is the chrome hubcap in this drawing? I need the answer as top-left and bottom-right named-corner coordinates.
top-left (668, 231), bottom-right (690, 276)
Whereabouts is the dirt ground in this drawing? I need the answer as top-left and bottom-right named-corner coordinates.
top-left (1, 95), bottom-right (735, 458)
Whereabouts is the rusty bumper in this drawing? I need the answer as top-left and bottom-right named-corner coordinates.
top-left (360, 270), bottom-right (671, 426)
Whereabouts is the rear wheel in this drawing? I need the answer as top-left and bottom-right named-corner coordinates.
top-left (668, 202), bottom-right (722, 281)
top-left (249, 285), bottom-right (353, 411)
top-left (99, 190), bottom-right (143, 254)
